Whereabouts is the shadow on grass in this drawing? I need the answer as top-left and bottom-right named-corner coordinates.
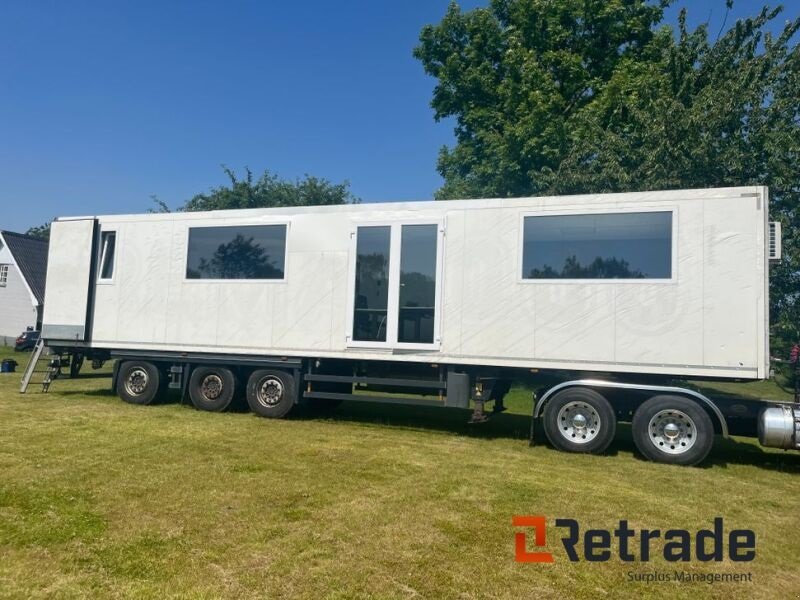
top-left (293, 400), bottom-right (534, 441)
top-left (56, 388), bottom-right (116, 398)
top-left (67, 373), bottom-right (113, 380)
top-left (297, 405), bottom-right (800, 471)
top-left (50, 386), bottom-right (800, 471)
top-left (618, 421), bottom-right (800, 473)
top-left (705, 436), bottom-right (800, 473)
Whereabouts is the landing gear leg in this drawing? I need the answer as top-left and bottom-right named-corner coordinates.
top-left (470, 398), bottom-right (488, 423)
top-left (468, 378), bottom-right (510, 423)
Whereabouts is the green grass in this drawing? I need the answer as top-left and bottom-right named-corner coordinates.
top-left (0, 348), bottom-right (798, 599)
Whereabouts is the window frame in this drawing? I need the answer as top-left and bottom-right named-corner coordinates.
top-left (0, 264), bottom-right (8, 286)
top-left (96, 230), bottom-right (118, 284)
top-left (517, 206), bottom-right (678, 284)
top-left (182, 221), bottom-right (290, 284)
top-left (345, 218), bottom-right (445, 351)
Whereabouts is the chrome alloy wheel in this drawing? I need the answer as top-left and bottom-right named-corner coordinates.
top-left (256, 376), bottom-right (284, 407)
top-left (124, 368), bottom-right (149, 396)
top-left (200, 374), bottom-right (224, 401)
top-left (648, 409), bottom-right (697, 455)
top-left (556, 401), bottom-right (601, 444)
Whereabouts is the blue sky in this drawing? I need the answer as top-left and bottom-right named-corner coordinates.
top-left (1, 1), bottom-right (795, 232)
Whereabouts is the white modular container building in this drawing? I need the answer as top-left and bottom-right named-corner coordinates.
top-left (31, 185), bottom-right (796, 466)
top-left (42, 186), bottom-right (770, 379)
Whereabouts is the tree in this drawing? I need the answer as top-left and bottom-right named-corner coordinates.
top-left (175, 166), bottom-right (358, 212)
top-left (415, 0), bottom-right (800, 354)
top-left (25, 223), bottom-right (51, 241)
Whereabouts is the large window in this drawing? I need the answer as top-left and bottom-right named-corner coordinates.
top-left (522, 212), bottom-right (672, 280)
top-left (98, 231), bottom-right (116, 281)
top-left (186, 224), bottom-right (287, 280)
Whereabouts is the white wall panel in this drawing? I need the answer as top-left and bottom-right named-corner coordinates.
top-left (41, 219), bottom-right (94, 340)
top-left (702, 196), bottom-right (761, 369)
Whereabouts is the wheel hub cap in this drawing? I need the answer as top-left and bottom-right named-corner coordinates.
top-left (201, 375), bottom-right (223, 400)
top-left (648, 410), bottom-right (697, 455)
top-left (257, 377), bottom-right (284, 407)
top-left (125, 368), bottom-right (148, 396)
top-left (556, 401), bottom-right (601, 444)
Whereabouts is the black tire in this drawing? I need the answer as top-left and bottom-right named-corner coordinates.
top-left (542, 387), bottom-right (616, 454)
top-left (632, 395), bottom-right (714, 466)
top-left (189, 366), bottom-right (237, 412)
top-left (246, 369), bottom-right (296, 418)
top-left (69, 353), bottom-right (84, 378)
top-left (116, 361), bottom-right (163, 406)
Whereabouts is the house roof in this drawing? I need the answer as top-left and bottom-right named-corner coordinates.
top-left (0, 231), bottom-right (49, 305)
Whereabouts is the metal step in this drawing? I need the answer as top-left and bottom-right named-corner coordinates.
top-left (19, 339), bottom-right (46, 393)
top-left (19, 339), bottom-right (63, 394)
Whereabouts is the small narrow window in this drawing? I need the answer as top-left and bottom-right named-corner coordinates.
top-left (522, 212), bottom-right (672, 280)
top-left (0, 264), bottom-right (8, 286)
top-left (98, 231), bottom-right (116, 280)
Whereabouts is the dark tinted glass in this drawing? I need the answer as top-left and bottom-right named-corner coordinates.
top-left (398, 224), bottom-right (437, 344)
top-left (522, 212), bottom-right (672, 279)
top-left (186, 225), bottom-right (286, 280)
top-left (353, 226), bottom-right (390, 342)
top-left (99, 231), bottom-right (116, 279)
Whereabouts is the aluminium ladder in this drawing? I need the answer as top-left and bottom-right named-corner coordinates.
top-left (19, 338), bottom-right (63, 393)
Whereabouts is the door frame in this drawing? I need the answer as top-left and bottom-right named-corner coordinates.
top-left (345, 218), bottom-right (445, 351)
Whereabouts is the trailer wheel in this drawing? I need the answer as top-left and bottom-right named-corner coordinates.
top-left (246, 370), bottom-right (296, 418)
top-left (542, 388), bottom-right (616, 454)
top-left (116, 361), bottom-right (162, 406)
top-left (189, 367), bottom-right (237, 412)
top-left (632, 395), bottom-right (714, 466)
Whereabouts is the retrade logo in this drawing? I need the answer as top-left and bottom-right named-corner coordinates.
top-left (512, 516), bottom-right (554, 563)
top-left (513, 517), bottom-right (755, 563)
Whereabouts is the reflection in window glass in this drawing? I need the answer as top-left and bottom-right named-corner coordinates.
top-left (522, 212), bottom-right (672, 279)
top-left (99, 231), bottom-right (116, 280)
top-left (398, 224), bottom-right (437, 344)
top-left (353, 226), bottom-right (391, 342)
top-left (186, 225), bottom-right (286, 280)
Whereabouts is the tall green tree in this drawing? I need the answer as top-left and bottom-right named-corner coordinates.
top-left (415, 0), bottom-right (800, 354)
top-left (176, 166), bottom-right (358, 212)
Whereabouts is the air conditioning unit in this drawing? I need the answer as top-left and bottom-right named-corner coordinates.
top-left (768, 221), bottom-right (782, 262)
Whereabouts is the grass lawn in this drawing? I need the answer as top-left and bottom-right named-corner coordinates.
top-left (1, 347), bottom-right (798, 599)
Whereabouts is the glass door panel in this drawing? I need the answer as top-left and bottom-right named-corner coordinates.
top-left (398, 224), bottom-right (438, 344)
top-left (352, 226), bottom-right (391, 342)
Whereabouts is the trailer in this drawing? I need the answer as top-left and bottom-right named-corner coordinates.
top-left (24, 185), bottom-right (798, 465)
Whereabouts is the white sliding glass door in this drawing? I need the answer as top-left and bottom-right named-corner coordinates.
top-left (348, 221), bottom-right (443, 350)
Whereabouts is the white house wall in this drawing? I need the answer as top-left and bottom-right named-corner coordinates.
top-left (57, 186), bottom-right (768, 379)
top-left (0, 244), bottom-right (38, 341)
